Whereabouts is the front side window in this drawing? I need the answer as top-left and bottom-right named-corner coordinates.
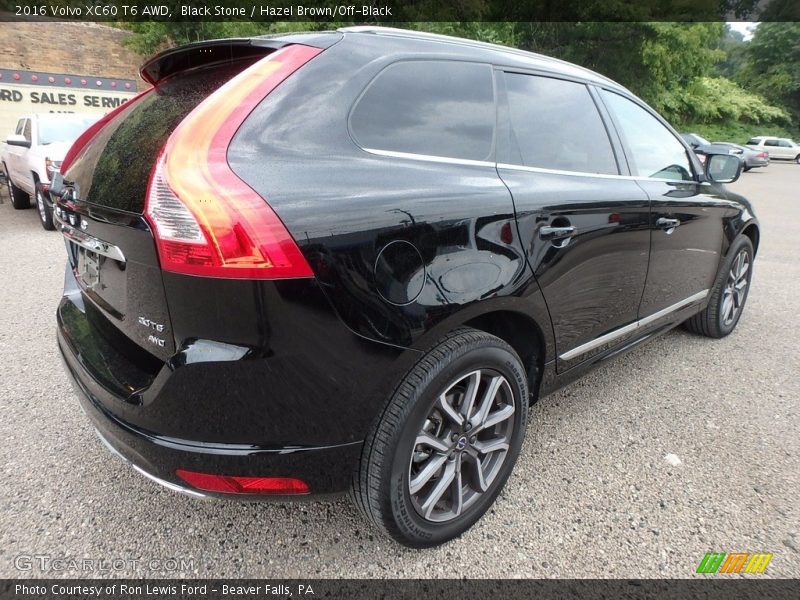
top-left (601, 91), bottom-right (693, 181)
top-left (503, 73), bottom-right (618, 175)
top-left (22, 119), bottom-right (31, 142)
top-left (778, 139), bottom-right (793, 148)
top-left (350, 60), bottom-right (495, 162)
top-left (14, 119), bottom-right (24, 135)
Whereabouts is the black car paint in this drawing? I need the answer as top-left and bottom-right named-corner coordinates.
top-left (56, 30), bottom-right (759, 497)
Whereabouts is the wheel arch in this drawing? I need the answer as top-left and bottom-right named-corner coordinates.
top-left (463, 310), bottom-right (546, 402)
top-left (741, 221), bottom-right (760, 256)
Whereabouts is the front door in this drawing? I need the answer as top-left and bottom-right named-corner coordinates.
top-left (599, 90), bottom-right (729, 317)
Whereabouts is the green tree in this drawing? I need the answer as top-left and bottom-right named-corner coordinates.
top-left (738, 22), bottom-right (800, 125)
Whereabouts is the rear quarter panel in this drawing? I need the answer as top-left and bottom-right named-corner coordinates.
top-left (229, 37), bottom-right (555, 359)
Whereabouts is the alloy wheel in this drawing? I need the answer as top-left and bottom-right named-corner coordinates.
top-left (408, 368), bottom-right (516, 523)
top-left (721, 249), bottom-right (750, 326)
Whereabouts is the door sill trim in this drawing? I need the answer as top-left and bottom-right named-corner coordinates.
top-left (559, 290), bottom-right (709, 361)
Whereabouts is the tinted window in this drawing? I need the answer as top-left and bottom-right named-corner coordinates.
top-left (503, 73), bottom-right (617, 174)
top-left (746, 138), bottom-right (761, 145)
top-left (764, 139), bottom-right (778, 146)
top-left (351, 61), bottom-right (495, 161)
top-left (602, 91), bottom-right (693, 181)
top-left (68, 62), bottom-right (250, 213)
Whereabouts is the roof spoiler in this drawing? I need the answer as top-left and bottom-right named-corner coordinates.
top-left (140, 33), bottom-right (342, 85)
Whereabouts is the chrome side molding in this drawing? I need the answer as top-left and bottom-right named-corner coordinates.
top-left (560, 290), bottom-right (709, 361)
top-left (60, 222), bottom-right (126, 262)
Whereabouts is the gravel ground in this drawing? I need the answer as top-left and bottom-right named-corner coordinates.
top-left (0, 164), bottom-right (797, 579)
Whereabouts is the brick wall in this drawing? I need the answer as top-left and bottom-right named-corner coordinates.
top-left (0, 21), bottom-right (145, 88)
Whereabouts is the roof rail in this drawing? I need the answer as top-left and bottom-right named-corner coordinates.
top-left (338, 26), bottom-right (616, 86)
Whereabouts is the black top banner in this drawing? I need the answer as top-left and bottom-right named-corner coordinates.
top-left (0, 0), bottom-right (799, 22)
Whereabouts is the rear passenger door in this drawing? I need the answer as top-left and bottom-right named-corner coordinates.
top-left (495, 71), bottom-right (652, 372)
top-left (763, 139), bottom-right (781, 159)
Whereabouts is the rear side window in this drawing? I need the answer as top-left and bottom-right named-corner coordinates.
top-left (765, 139), bottom-right (778, 146)
top-left (502, 73), bottom-right (618, 175)
top-left (601, 91), bottom-right (693, 181)
top-left (746, 138), bottom-right (761, 145)
top-left (350, 60), bottom-right (495, 162)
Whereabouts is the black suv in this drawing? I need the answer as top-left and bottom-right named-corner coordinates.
top-left (54, 27), bottom-right (758, 548)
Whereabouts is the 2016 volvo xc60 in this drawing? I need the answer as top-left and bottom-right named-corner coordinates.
top-left (54, 27), bottom-right (758, 547)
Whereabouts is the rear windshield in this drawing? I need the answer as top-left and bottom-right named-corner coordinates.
top-left (67, 60), bottom-right (256, 214)
top-left (38, 115), bottom-right (98, 145)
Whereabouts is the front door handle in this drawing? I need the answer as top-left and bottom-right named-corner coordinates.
top-left (656, 217), bottom-right (681, 231)
top-left (539, 225), bottom-right (577, 241)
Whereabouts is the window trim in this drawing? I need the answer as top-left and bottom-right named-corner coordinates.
top-left (347, 58), bottom-right (498, 165)
top-left (595, 86), bottom-right (701, 183)
top-left (495, 69), bottom-right (624, 177)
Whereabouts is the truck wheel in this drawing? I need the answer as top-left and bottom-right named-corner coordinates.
top-left (36, 183), bottom-right (55, 230)
top-left (4, 168), bottom-right (30, 209)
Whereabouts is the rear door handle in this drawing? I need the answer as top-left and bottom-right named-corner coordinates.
top-left (656, 217), bottom-right (680, 231)
top-left (539, 225), bottom-right (577, 241)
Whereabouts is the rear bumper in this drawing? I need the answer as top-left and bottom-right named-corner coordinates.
top-left (746, 158), bottom-right (769, 168)
top-left (59, 327), bottom-right (362, 497)
top-left (57, 271), bottom-right (406, 497)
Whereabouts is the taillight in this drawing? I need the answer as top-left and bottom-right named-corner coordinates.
top-left (175, 469), bottom-right (310, 495)
top-left (145, 45), bottom-right (320, 279)
top-left (45, 157), bottom-right (61, 182)
top-left (60, 89), bottom-right (151, 174)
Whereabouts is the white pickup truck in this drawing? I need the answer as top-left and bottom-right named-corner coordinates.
top-left (2, 113), bottom-right (97, 229)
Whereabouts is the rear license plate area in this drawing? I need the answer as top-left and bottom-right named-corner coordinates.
top-left (76, 247), bottom-right (102, 289)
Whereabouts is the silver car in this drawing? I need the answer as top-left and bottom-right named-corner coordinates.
top-left (712, 142), bottom-right (770, 172)
top-left (746, 136), bottom-right (800, 163)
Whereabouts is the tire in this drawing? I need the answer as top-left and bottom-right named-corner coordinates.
top-left (743, 165), bottom-right (751, 172)
top-left (35, 183), bottom-right (55, 231)
top-left (795, 154), bottom-right (800, 165)
top-left (353, 328), bottom-right (529, 548)
top-left (4, 166), bottom-right (30, 209)
top-left (685, 235), bottom-right (754, 338)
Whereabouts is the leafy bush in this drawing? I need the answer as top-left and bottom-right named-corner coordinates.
top-left (676, 77), bottom-right (790, 125)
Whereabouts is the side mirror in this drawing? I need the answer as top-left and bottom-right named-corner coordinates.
top-left (6, 134), bottom-right (30, 148)
top-left (705, 153), bottom-right (742, 184)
